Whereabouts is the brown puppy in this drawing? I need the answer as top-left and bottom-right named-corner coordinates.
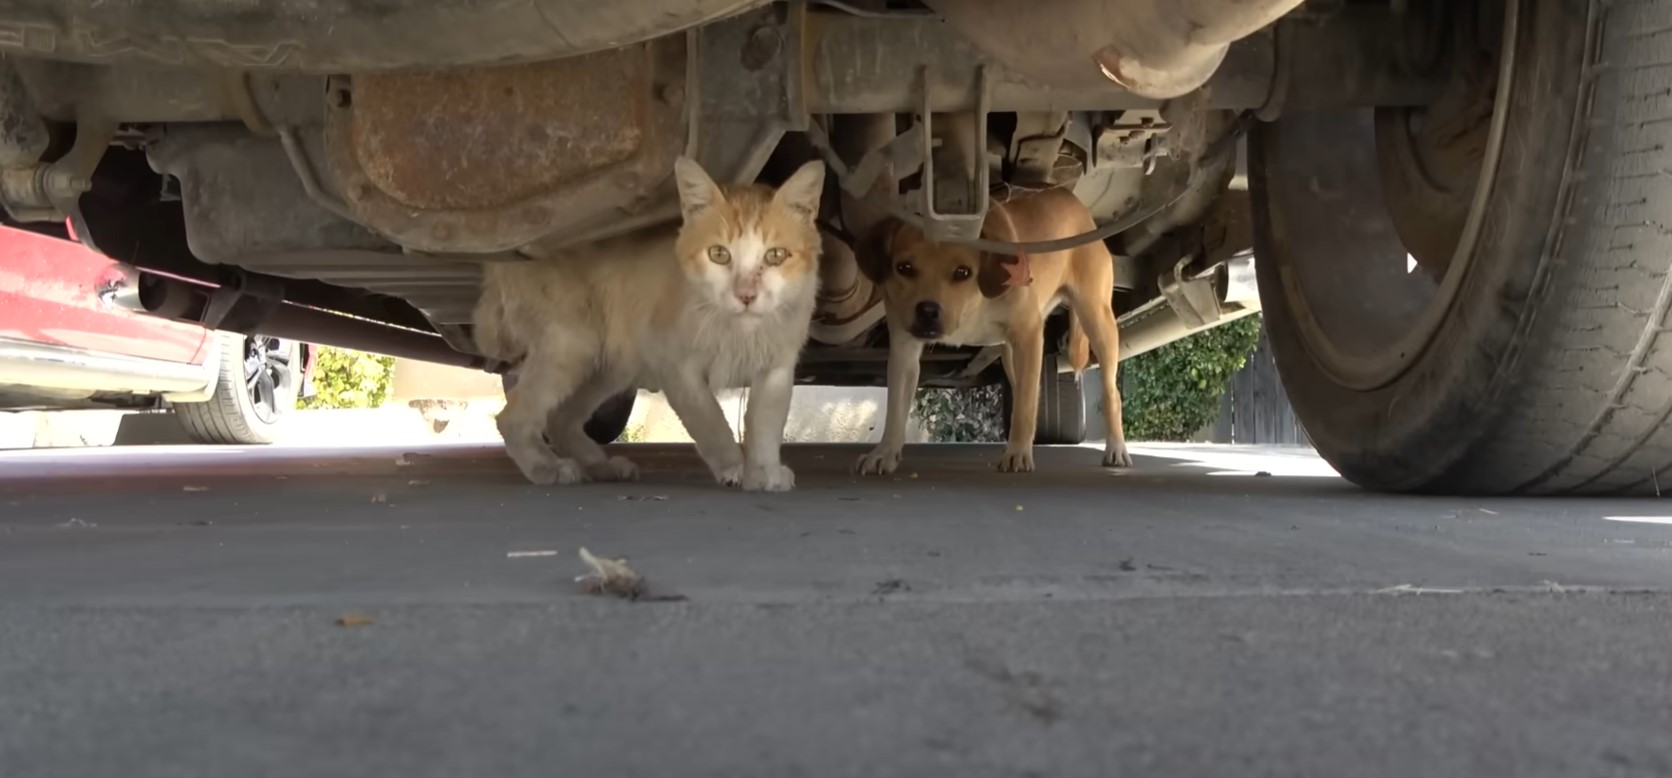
top-left (853, 186), bottom-right (1131, 474)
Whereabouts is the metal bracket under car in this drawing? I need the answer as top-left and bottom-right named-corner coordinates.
top-left (1118, 251), bottom-right (1261, 362)
top-left (841, 66), bottom-right (992, 244)
top-left (1159, 254), bottom-right (1224, 330)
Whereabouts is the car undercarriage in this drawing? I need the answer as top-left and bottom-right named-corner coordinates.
top-left (0, 0), bottom-right (1412, 380)
top-left (8, 0), bottom-right (1670, 495)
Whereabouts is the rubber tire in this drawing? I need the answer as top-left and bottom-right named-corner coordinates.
top-left (1253, 0), bottom-right (1672, 495)
top-left (1001, 359), bottom-right (1088, 446)
top-left (500, 371), bottom-right (637, 445)
top-left (174, 332), bottom-right (298, 445)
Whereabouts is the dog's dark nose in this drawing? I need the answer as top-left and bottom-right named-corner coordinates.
top-left (914, 301), bottom-right (941, 324)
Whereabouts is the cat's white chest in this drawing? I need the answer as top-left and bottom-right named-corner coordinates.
top-left (638, 306), bottom-right (798, 391)
top-left (704, 316), bottom-right (794, 389)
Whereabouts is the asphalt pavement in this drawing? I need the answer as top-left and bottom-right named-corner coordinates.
top-left (2, 442), bottom-right (1670, 778)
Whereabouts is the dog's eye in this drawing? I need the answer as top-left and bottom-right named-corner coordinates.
top-left (952, 266), bottom-right (972, 281)
top-left (764, 247), bottom-right (790, 266)
top-left (707, 245), bottom-right (732, 265)
top-left (895, 261), bottom-right (915, 277)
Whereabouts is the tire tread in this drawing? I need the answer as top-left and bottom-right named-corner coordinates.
top-left (1484, 0), bottom-right (1672, 494)
top-left (174, 333), bottom-right (283, 445)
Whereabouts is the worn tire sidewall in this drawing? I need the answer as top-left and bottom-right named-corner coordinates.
top-left (1252, 0), bottom-right (1586, 493)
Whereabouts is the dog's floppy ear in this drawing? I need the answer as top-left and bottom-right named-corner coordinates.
top-left (978, 251), bottom-right (1022, 299)
top-left (854, 219), bottom-right (900, 284)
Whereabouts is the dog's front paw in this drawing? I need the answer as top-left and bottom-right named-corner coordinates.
top-left (996, 447), bottom-right (1035, 474)
top-left (586, 455), bottom-right (640, 482)
top-left (1104, 444), bottom-right (1133, 469)
top-left (743, 463), bottom-right (796, 493)
top-left (854, 445), bottom-right (903, 476)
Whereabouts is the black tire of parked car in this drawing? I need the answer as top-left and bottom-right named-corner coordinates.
top-left (1001, 357), bottom-right (1088, 446)
top-left (1252, 0), bottom-right (1672, 494)
top-left (175, 332), bottom-right (300, 445)
top-left (582, 390), bottom-right (638, 445)
top-left (499, 370), bottom-right (638, 445)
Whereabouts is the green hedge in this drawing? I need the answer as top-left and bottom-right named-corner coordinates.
top-left (910, 314), bottom-right (1264, 443)
top-left (1120, 314), bottom-right (1262, 441)
top-left (299, 347), bottom-right (395, 410)
top-left (912, 384), bottom-right (1007, 443)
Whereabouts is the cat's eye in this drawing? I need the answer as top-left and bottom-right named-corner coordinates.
top-left (952, 266), bottom-right (972, 281)
top-left (764, 247), bottom-right (791, 266)
top-left (895, 261), bottom-right (915, 278)
top-left (707, 245), bottom-right (732, 265)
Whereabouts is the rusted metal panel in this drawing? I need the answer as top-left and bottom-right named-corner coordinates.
top-left (0, 0), bottom-right (765, 73)
top-left (349, 50), bottom-right (647, 211)
top-left (324, 35), bottom-right (688, 254)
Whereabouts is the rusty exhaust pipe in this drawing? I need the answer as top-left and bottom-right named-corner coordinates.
top-left (131, 269), bottom-right (484, 370)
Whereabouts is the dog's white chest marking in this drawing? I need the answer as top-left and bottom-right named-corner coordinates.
top-left (938, 292), bottom-right (1065, 347)
top-left (940, 306), bottom-right (1011, 347)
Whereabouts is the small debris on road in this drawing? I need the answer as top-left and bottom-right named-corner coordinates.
top-left (407, 479), bottom-right (431, 487)
top-left (1373, 584), bottom-right (1465, 595)
top-left (370, 493), bottom-right (387, 504)
top-left (616, 495), bottom-right (669, 502)
top-left (507, 550), bottom-right (559, 558)
top-left (335, 614), bottom-right (375, 627)
top-left (577, 547), bottom-right (647, 600)
top-left (175, 520), bottom-right (214, 527)
top-left (395, 452), bottom-right (430, 467)
top-left (1119, 558), bottom-right (1137, 572)
top-left (56, 518), bottom-right (95, 528)
top-left (1255, 471), bottom-right (1272, 477)
top-left (1015, 505), bottom-right (1024, 512)
top-left (871, 578), bottom-right (910, 596)
top-left (182, 486), bottom-right (209, 492)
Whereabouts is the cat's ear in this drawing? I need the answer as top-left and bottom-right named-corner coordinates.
top-left (773, 160), bottom-right (826, 219)
top-left (673, 156), bottom-right (725, 223)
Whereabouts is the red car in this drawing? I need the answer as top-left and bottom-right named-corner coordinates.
top-left (0, 224), bottom-right (317, 444)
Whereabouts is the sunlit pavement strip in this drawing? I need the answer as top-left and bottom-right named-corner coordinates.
top-left (1110, 443), bottom-right (1340, 478)
top-left (1604, 516), bottom-right (1672, 525)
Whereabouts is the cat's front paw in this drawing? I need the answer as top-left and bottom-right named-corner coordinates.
top-left (519, 455), bottom-right (587, 486)
top-left (742, 463), bottom-right (796, 492)
top-left (713, 463), bottom-right (745, 488)
top-left (854, 445), bottom-right (902, 476)
top-left (586, 455), bottom-right (640, 482)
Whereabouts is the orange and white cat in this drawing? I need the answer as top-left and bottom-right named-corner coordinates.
top-left (473, 157), bottom-right (825, 491)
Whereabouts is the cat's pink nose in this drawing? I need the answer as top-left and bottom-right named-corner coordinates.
top-left (736, 289), bottom-right (758, 307)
